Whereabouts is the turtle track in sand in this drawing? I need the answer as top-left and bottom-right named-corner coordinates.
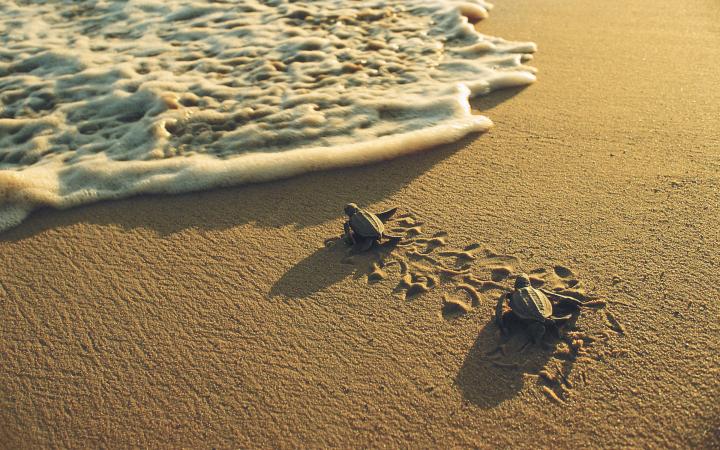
top-left (338, 211), bottom-right (626, 404)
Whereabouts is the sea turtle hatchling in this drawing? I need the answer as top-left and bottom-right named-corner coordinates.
top-left (343, 203), bottom-right (400, 251)
top-left (495, 273), bottom-right (585, 343)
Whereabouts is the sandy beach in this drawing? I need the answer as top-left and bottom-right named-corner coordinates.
top-left (1, 0), bottom-right (719, 447)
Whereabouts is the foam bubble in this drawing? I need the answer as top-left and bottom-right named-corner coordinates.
top-left (0, 0), bottom-right (535, 230)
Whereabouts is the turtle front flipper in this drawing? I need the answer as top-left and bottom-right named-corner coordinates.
top-left (495, 293), bottom-right (510, 334)
top-left (540, 289), bottom-right (584, 308)
top-left (375, 207), bottom-right (398, 223)
top-left (343, 221), bottom-right (356, 245)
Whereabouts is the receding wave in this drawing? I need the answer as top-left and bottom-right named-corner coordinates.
top-left (0, 0), bottom-right (535, 231)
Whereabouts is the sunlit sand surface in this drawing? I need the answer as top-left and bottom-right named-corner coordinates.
top-left (0, 0), bottom-right (718, 447)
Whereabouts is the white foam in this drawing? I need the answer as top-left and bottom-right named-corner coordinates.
top-left (0, 0), bottom-right (535, 231)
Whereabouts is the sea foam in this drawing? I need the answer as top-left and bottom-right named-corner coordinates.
top-left (0, 0), bottom-right (535, 231)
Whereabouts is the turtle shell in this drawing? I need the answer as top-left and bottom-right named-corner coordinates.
top-left (349, 209), bottom-right (384, 238)
top-left (508, 287), bottom-right (553, 321)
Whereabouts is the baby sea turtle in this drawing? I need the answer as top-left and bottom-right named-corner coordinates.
top-left (495, 273), bottom-right (585, 343)
top-left (343, 203), bottom-right (400, 251)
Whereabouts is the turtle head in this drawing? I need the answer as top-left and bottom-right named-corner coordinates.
top-left (514, 273), bottom-right (531, 289)
top-left (344, 203), bottom-right (359, 216)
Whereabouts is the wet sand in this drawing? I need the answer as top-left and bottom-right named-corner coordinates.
top-left (1, 0), bottom-right (719, 447)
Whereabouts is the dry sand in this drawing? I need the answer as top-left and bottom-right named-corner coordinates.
top-left (1, 0), bottom-right (719, 447)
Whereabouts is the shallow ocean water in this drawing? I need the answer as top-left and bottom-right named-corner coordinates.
top-left (0, 0), bottom-right (535, 230)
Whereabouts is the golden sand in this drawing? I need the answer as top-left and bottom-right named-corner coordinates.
top-left (1, 0), bottom-right (718, 447)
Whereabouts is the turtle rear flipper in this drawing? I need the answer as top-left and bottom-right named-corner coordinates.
top-left (549, 312), bottom-right (573, 321)
top-left (383, 232), bottom-right (404, 241)
top-left (377, 235), bottom-right (402, 250)
top-left (356, 237), bottom-right (375, 252)
top-left (375, 207), bottom-right (398, 223)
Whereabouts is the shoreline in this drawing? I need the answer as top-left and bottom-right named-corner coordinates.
top-left (2, 0), bottom-right (719, 447)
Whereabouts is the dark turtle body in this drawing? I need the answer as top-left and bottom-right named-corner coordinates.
top-left (508, 279), bottom-right (553, 322)
top-left (343, 203), bottom-right (399, 251)
top-left (495, 273), bottom-right (585, 344)
top-left (348, 208), bottom-right (385, 239)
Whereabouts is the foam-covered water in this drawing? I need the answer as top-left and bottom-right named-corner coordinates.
top-left (0, 0), bottom-right (535, 230)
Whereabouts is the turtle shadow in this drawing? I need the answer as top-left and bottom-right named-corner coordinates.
top-left (455, 315), bottom-right (566, 409)
top-left (269, 238), bottom-right (399, 299)
top-left (269, 240), bottom-right (354, 299)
